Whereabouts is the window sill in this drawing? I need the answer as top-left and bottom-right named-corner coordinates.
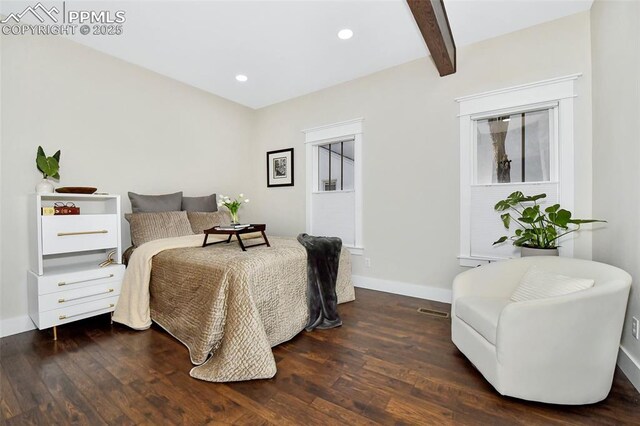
top-left (311, 190), bottom-right (355, 194)
top-left (470, 181), bottom-right (559, 188)
top-left (458, 255), bottom-right (508, 268)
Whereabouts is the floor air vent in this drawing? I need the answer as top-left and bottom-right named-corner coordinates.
top-left (417, 307), bottom-right (450, 318)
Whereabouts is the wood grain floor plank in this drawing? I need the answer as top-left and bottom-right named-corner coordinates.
top-left (21, 346), bottom-right (107, 425)
top-left (385, 396), bottom-right (454, 424)
top-left (218, 384), bottom-right (297, 426)
top-left (101, 383), bottom-right (165, 425)
top-left (1, 354), bottom-right (57, 413)
top-left (264, 390), bottom-right (339, 426)
top-left (0, 364), bottom-right (23, 420)
top-left (52, 347), bottom-right (130, 425)
top-left (5, 403), bottom-right (66, 426)
top-left (231, 410), bottom-right (273, 426)
top-left (310, 396), bottom-right (382, 425)
top-left (329, 373), bottom-right (399, 424)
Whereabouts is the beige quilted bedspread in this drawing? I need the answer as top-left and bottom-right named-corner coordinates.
top-left (116, 235), bottom-right (355, 382)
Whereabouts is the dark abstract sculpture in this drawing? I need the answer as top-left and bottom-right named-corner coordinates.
top-left (297, 233), bottom-right (343, 331)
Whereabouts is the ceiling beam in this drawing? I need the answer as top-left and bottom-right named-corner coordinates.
top-left (407, 0), bottom-right (456, 76)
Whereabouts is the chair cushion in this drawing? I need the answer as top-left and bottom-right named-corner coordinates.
top-left (455, 297), bottom-right (511, 345)
top-left (510, 266), bottom-right (594, 302)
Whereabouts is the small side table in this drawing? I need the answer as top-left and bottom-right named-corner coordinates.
top-left (202, 224), bottom-right (270, 251)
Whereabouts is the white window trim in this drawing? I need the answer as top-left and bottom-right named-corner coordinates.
top-left (302, 118), bottom-right (364, 255)
top-left (456, 74), bottom-right (581, 266)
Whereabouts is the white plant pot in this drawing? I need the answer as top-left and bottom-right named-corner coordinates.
top-left (35, 178), bottom-right (54, 194)
top-left (521, 246), bottom-right (559, 257)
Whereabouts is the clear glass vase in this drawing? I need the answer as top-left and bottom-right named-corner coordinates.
top-left (229, 210), bottom-right (239, 224)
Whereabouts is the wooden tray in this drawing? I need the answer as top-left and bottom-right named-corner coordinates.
top-left (55, 187), bottom-right (97, 194)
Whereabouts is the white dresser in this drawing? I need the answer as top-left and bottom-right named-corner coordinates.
top-left (27, 193), bottom-right (125, 339)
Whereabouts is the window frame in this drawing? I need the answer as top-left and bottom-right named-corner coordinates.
top-left (302, 118), bottom-right (364, 255)
top-left (456, 74), bottom-right (581, 266)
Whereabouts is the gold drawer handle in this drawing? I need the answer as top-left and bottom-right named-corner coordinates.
top-left (58, 274), bottom-right (114, 286)
top-left (57, 230), bottom-right (108, 237)
top-left (58, 288), bottom-right (114, 303)
top-left (59, 304), bottom-right (115, 320)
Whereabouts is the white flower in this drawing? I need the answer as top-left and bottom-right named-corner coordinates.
top-left (245, 199), bottom-right (250, 203)
top-left (239, 193), bottom-right (244, 198)
top-left (219, 194), bottom-right (224, 199)
top-left (217, 202), bottom-right (223, 207)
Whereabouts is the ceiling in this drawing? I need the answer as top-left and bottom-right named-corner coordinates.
top-left (1, 0), bottom-right (593, 109)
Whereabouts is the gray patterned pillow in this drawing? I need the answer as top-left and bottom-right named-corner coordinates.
top-left (187, 211), bottom-right (230, 234)
top-left (125, 211), bottom-right (194, 246)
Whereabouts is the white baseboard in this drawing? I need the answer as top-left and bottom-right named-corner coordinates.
top-left (0, 315), bottom-right (36, 338)
top-left (618, 345), bottom-right (640, 394)
top-left (352, 275), bottom-right (452, 304)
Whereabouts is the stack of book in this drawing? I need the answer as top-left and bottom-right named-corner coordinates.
top-left (215, 224), bottom-right (252, 231)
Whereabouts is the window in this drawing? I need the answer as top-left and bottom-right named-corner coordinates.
top-left (317, 140), bottom-right (354, 192)
top-left (475, 109), bottom-right (554, 184)
top-left (303, 119), bottom-right (363, 254)
top-left (457, 74), bottom-right (580, 266)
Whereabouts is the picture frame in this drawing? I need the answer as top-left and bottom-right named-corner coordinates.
top-left (267, 148), bottom-right (294, 187)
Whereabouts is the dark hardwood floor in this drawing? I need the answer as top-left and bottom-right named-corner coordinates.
top-left (1, 288), bottom-right (638, 425)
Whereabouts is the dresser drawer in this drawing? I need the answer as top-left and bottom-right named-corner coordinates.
top-left (38, 295), bottom-right (119, 329)
top-left (36, 265), bottom-right (125, 295)
top-left (42, 214), bottom-right (118, 255)
top-left (38, 280), bottom-right (122, 312)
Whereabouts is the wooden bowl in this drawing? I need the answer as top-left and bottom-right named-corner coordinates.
top-left (55, 187), bottom-right (97, 194)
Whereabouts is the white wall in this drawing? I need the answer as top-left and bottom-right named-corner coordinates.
top-left (591, 0), bottom-right (640, 391)
top-left (0, 31), bottom-right (4, 329)
top-left (247, 12), bottom-right (593, 294)
top-left (0, 35), bottom-right (256, 335)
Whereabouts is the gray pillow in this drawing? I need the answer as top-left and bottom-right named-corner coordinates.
top-left (182, 194), bottom-right (218, 212)
top-left (128, 191), bottom-right (182, 213)
top-left (125, 211), bottom-right (194, 246)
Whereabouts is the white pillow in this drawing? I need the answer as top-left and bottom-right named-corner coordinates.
top-left (510, 266), bottom-right (595, 302)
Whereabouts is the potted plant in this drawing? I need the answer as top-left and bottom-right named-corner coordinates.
top-left (493, 191), bottom-right (605, 256)
top-left (35, 146), bottom-right (61, 194)
top-left (218, 193), bottom-right (250, 224)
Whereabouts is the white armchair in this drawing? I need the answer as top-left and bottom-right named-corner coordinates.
top-left (451, 256), bottom-right (631, 404)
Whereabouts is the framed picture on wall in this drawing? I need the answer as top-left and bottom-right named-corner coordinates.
top-left (267, 148), bottom-right (294, 187)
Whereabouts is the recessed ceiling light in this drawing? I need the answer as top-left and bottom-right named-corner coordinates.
top-left (235, 74), bottom-right (248, 82)
top-left (337, 29), bottom-right (353, 40)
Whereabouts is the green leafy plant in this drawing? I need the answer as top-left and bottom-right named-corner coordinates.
top-left (36, 146), bottom-right (60, 179)
top-left (493, 191), bottom-right (605, 249)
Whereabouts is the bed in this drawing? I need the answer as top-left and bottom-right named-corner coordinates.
top-left (113, 209), bottom-right (355, 382)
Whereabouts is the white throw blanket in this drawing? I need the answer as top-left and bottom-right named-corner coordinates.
top-left (112, 234), bottom-right (223, 329)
